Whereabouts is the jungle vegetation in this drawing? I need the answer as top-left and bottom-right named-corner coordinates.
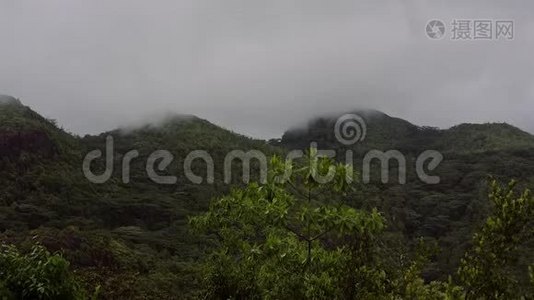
top-left (1, 98), bottom-right (533, 299)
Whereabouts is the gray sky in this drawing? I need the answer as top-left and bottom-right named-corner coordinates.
top-left (1, 0), bottom-right (533, 139)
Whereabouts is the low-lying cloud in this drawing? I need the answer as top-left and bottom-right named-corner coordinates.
top-left (1, 0), bottom-right (533, 139)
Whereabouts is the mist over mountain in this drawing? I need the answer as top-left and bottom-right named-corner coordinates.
top-left (280, 109), bottom-right (534, 154)
top-left (1, 98), bottom-right (534, 297)
top-left (0, 95), bottom-right (22, 106)
top-left (3, 0), bottom-right (534, 140)
top-left (2, 0), bottom-right (534, 297)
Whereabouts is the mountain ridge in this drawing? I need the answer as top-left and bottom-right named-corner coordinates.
top-left (279, 109), bottom-right (534, 154)
top-left (1, 96), bottom-right (534, 297)
top-left (2, 95), bottom-right (533, 149)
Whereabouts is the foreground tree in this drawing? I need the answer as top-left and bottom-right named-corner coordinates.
top-left (191, 151), bottom-right (534, 299)
top-left (191, 150), bottom-right (386, 298)
top-left (458, 180), bottom-right (534, 299)
top-left (0, 243), bottom-right (90, 300)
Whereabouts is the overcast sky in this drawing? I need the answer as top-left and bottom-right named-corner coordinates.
top-left (1, 0), bottom-right (533, 139)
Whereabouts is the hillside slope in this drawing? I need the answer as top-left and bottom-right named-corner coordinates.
top-left (278, 110), bottom-right (534, 279)
top-left (280, 109), bottom-right (534, 154)
top-left (0, 98), bottom-right (275, 298)
top-left (1, 99), bottom-right (533, 296)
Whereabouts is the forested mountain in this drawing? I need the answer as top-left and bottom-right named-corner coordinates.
top-left (1, 99), bottom-right (533, 298)
top-left (0, 98), bottom-right (273, 298)
top-left (278, 110), bottom-right (534, 281)
top-left (280, 109), bottom-right (534, 153)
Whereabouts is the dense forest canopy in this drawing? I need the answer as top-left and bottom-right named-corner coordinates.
top-left (1, 99), bottom-right (533, 299)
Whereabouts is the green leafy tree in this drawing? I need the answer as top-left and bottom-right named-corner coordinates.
top-left (190, 150), bottom-right (462, 299)
top-left (0, 243), bottom-right (88, 300)
top-left (458, 180), bottom-right (534, 299)
top-left (191, 151), bottom-right (534, 299)
top-left (191, 150), bottom-right (385, 298)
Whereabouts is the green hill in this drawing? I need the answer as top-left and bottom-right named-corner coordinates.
top-left (281, 110), bottom-right (421, 152)
top-left (1, 98), bottom-right (533, 297)
top-left (278, 110), bottom-right (534, 280)
top-left (280, 110), bottom-right (534, 154)
top-left (433, 123), bottom-right (534, 153)
top-left (0, 98), bottom-right (275, 298)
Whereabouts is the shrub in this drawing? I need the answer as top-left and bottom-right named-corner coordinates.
top-left (0, 243), bottom-right (87, 299)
